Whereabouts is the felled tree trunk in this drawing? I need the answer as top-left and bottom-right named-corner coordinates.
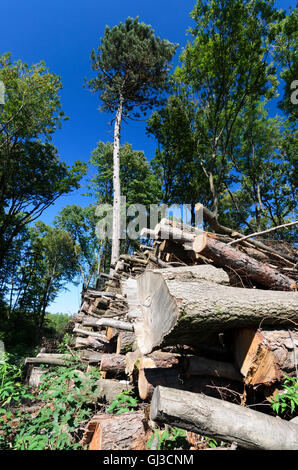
top-left (81, 411), bottom-right (147, 450)
top-left (150, 386), bottom-right (298, 450)
top-left (116, 330), bottom-right (136, 354)
top-left (130, 265), bottom-right (298, 354)
top-left (233, 327), bottom-right (298, 385)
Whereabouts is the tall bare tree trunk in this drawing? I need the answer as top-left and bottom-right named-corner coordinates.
top-left (111, 96), bottom-right (123, 269)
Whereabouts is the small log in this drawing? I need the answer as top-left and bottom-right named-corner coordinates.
top-left (73, 327), bottom-right (107, 340)
top-left (27, 367), bottom-right (45, 388)
top-left (233, 327), bottom-right (298, 386)
top-left (80, 300), bottom-right (90, 313)
top-left (80, 351), bottom-right (102, 363)
top-left (150, 386), bottom-right (298, 450)
top-left (139, 366), bottom-right (241, 401)
top-left (106, 327), bottom-right (118, 341)
top-left (138, 356), bottom-right (180, 400)
top-left (95, 318), bottom-right (134, 332)
top-left (116, 331), bottom-right (137, 354)
top-left (81, 410), bottom-right (146, 450)
top-left (99, 354), bottom-right (127, 375)
top-left (144, 252), bottom-right (169, 268)
top-left (192, 233), bottom-right (296, 291)
top-left (95, 378), bottom-right (132, 403)
top-left (185, 356), bottom-right (242, 382)
top-left (131, 265), bottom-right (298, 354)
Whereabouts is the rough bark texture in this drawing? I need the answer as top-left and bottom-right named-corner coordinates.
top-left (150, 386), bottom-right (298, 450)
top-left (192, 233), bottom-right (296, 291)
top-left (100, 354), bottom-right (127, 375)
top-left (233, 327), bottom-right (298, 385)
top-left (131, 266), bottom-right (298, 355)
top-left (94, 378), bottom-right (132, 403)
top-left (75, 335), bottom-right (114, 353)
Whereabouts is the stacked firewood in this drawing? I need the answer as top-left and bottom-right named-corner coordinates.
top-left (25, 214), bottom-right (298, 450)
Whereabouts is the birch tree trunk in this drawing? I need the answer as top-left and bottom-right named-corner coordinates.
top-left (111, 95), bottom-right (123, 268)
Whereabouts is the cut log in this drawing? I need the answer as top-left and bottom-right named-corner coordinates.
top-left (201, 205), bottom-right (298, 264)
top-left (106, 327), bottom-right (118, 341)
top-left (185, 356), bottom-right (242, 382)
top-left (81, 410), bottom-right (146, 450)
top-left (233, 327), bottom-right (298, 386)
top-left (24, 356), bottom-right (72, 367)
top-left (95, 378), bottom-right (132, 403)
top-left (150, 386), bottom-right (298, 450)
top-left (99, 354), bottom-right (127, 375)
top-left (192, 233), bottom-right (296, 291)
top-left (75, 336), bottom-right (114, 353)
top-left (144, 252), bottom-right (169, 268)
top-left (130, 265), bottom-right (298, 354)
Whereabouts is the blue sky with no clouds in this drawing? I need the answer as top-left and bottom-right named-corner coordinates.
top-left (0, 0), bottom-right (295, 314)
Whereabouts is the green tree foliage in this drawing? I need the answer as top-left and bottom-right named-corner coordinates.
top-left (0, 53), bottom-right (86, 269)
top-left (87, 17), bottom-right (177, 264)
top-left (174, 0), bottom-right (279, 218)
top-left (147, 93), bottom-right (211, 222)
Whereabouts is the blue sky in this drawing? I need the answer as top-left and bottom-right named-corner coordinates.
top-left (1, 0), bottom-right (295, 314)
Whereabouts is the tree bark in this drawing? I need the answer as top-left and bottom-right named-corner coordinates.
top-left (116, 330), bottom-right (136, 354)
top-left (75, 335), bottom-right (115, 353)
top-left (192, 233), bottom-right (296, 290)
top-left (233, 327), bottom-right (298, 385)
top-left (99, 354), bottom-right (127, 375)
top-left (150, 386), bottom-right (298, 450)
top-left (131, 265), bottom-right (298, 354)
top-left (111, 95), bottom-right (123, 268)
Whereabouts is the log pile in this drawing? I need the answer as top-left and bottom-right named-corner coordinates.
top-left (25, 213), bottom-right (298, 450)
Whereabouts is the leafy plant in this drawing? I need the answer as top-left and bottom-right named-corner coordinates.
top-left (106, 390), bottom-right (138, 414)
top-left (270, 375), bottom-right (298, 417)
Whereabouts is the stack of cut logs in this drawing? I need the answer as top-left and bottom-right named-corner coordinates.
top-left (25, 214), bottom-right (298, 450)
